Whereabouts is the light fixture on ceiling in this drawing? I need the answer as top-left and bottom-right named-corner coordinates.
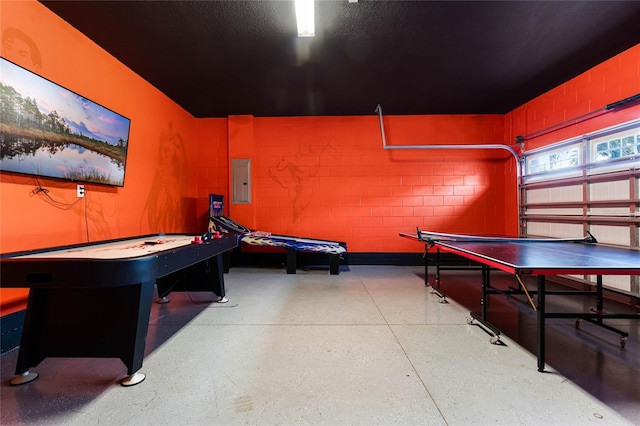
top-left (295, 0), bottom-right (315, 37)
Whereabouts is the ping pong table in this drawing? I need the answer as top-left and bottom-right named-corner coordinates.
top-left (401, 230), bottom-right (640, 372)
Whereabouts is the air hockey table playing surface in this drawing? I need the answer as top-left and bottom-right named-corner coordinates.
top-left (12, 234), bottom-right (198, 259)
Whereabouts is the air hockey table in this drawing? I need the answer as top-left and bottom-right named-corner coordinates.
top-left (401, 230), bottom-right (640, 372)
top-left (0, 233), bottom-right (238, 386)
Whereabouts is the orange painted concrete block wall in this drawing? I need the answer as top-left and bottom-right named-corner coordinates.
top-left (506, 44), bottom-right (640, 149)
top-left (196, 118), bottom-right (230, 229)
top-left (201, 111), bottom-right (514, 255)
top-left (227, 115), bottom-right (257, 228)
top-left (236, 114), bottom-right (513, 252)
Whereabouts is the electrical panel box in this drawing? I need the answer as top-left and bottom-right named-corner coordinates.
top-left (232, 159), bottom-right (251, 204)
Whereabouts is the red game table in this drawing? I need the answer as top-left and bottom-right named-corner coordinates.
top-left (402, 230), bottom-right (640, 372)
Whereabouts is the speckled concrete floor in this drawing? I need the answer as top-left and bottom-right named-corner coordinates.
top-left (1, 266), bottom-right (638, 425)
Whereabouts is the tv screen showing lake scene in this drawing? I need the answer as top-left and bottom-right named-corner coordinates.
top-left (0, 57), bottom-right (131, 187)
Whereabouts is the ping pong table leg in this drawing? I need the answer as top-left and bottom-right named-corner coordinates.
top-left (581, 275), bottom-right (629, 348)
top-left (467, 265), bottom-right (501, 344)
top-left (427, 247), bottom-right (447, 302)
top-left (596, 274), bottom-right (604, 325)
top-left (423, 245), bottom-right (429, 287)
top-left (481, 265), bottom-right (488, 321)
top-left (537, 275), bottom-right (546, 372)
top-left (434, 247), bottom-right (440, 288)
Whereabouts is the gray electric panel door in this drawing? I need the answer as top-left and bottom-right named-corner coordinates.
top-left (232, 159), bottom-right (251, 204)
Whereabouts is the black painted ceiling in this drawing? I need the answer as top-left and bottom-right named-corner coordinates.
top-left (40, 1), bottom-right (640, 118)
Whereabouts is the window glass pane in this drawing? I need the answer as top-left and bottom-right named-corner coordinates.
top-left (525, 122), bottom-right (638, 179)
top-left (592, 132), bottom-right (639, 163)
top-left (525, 147), bottom-right (580, 176)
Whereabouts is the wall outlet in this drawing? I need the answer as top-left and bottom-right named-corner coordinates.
top-left (77, 185), bottom-right (85, 198)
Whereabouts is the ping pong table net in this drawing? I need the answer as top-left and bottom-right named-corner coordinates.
top-left (415, 228), bottom-right (597, 249)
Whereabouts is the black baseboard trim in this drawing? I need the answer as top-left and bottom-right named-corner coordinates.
top-left (344, 252), bottom-right (424, 266)
top-left (1, 310), bottom-right (25, 354)
top-left (229, 251), bottom-right (472, 268)
top-left (230, 251), bottom-right (431, 268)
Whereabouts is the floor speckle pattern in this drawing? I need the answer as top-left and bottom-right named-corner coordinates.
top-left (1, 266), bottom-right (638, 425)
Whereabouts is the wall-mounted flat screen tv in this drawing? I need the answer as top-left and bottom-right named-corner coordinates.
top-left (0, 57), bottom-right (131, 187)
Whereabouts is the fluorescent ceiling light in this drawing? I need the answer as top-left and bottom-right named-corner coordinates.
top-left (295, 0), bottom-right (315, 37)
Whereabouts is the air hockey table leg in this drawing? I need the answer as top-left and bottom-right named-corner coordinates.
top-left (121, 371), bottom-right (146, 387)
top-left (10, 371), bottom-right (39, 386)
